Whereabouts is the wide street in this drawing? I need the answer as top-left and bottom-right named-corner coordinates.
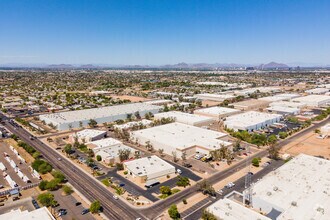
top-left (1, 111), bottom-right (329, 220)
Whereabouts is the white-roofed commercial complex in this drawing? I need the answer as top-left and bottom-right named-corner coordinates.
top-left (206, 154), bottom-right (330, 220)
top-left (269, 101), bottom-right (306, 109)
top-left (0, 207), bottom-right (55, 220)
top-left (69, 129), bottom-right (107, 143)
top-left (39, 103), bottom-right (161, 130)
top-left (266, 106), bottom-right (300, 115)
top-left (207, 198), bottom-right (271, 220)
top-left (194, 106), bottom-right (241, 120)
top-left (258, 93), bottom-right (300, 102)
top-left (251, 154), bottom-right (330, 220)
top-left (154, 111), bottom-right (214, 126)
top-left (305, 88), bottom-right (329, 94)
top-left (123, 155), bottom-right (175, 183)
top-left (292, 95), bottom-right (330, 107)
top-left (194, 93), bottom-right (235, 102)
top-left (131, 122), bottom-right (232, 158)
top-left (224, 111), bottom-right (282, 131)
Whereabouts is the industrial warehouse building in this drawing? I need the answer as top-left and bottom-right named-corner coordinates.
top-left (153, 111), bottom-right (214, 126)
top-left (224, 111), bottom-right (282, 131)
top-left (266, 106), bottom-right (300, 115)
top-left (269, 101), bottom-right (306, 109)
top-left (305, 88), bottom-right (329, 94)
top-left (194, 93), bottom-right (235, 102)
top-left (69, 129), bottom-right (107, 143)
top-left (292, 95), bottom-right (330, 107)
top-left (131, 122), bottom-right (232, 158)
top-left (123, 155), bottom-right (175, 183)
top-left (194, 106), bottom-right (241, 120)
top-left (229, 99), bottom-right (270, 111)
top-left (206, 154), bottom-right (330, 220)
top-left (87, 138), bottom-right (136, 164)
top-left (39, 103), bottom-right (161, 130)
top-left (258, 93), bottom-right (300, 102)
top-left (0, 207), bottom-right (55, 220)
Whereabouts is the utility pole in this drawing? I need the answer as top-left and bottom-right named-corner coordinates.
top-left (244, 144), bottom-right (252, 206)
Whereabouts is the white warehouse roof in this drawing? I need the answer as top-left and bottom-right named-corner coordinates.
top-left (207, 198), bottom-right (270, 220)
top-left (95, 144), bottom-right (135, 161)
top-left (194, 93), bottom-right (235, 101)
top-left (259, 93), bottom-right (300, 102)
top-left (0, 207), bottom-right (55, 220)
top-left (154, 111), bottom-right (214, 126)
top-left (40, 103), bottom-right (161, 124)
top-left (269, 101), bottom-right (306, 109)
top-left (266, 106), bottom-right (300, 115)
top-left (131, 122), bottom-right (231, 151)
top-left (88, 137), bottom-right (122, 150)
top-left (251, 154), bottom-right (330, 220)
top-left (73, 129), bottom-right (106, 140)
top-left (292, 95), bottom-right (330, 107)
top-left (194, 106), bottom-right (241, 117)
top-left (305, 88), bottom-right (329, 94)
top-left (124, 155), bottom-right (175, 178)
top-left (224, 111), bottom-right (282, 131)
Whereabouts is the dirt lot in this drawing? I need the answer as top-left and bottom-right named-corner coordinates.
top-left (280, 131), bottom-right (330, 159)
top-left (111, 95), bottom-right (151, 102)
top-left (201, 100), bottom-right (222, 107)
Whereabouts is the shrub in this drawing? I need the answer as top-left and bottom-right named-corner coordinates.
top-left (37, 192), bottom-right (57, 207)
top-left (123, 171), bottom-right (128, 175)
top-left (96, 155), bottom-right (102, 161)
top-left (62, 185), bottom-right (74, 195)
top-left (39, 180), bottom-right (48, 191)
top-left (168, 204), bottom-right (180, 219)
top-left (89, 200), bottom-right (101, 213)
top-left (182, 199), bottom-right (187, 204)
top-left (252, 157), bottom-right (260, 167)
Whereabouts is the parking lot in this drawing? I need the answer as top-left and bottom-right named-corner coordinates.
top-left (0, 142), bottom-right (40, 190)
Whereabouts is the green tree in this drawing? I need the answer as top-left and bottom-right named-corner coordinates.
top-left (96, 155), bottom-right (102, 161)
top-left (201, 209), bottom-right (217, 220)
top-left (88, 119), bottom-right (97, 128)
top-left (252, 158), bottom-right (260, 167)
top-left (268, 145), bottom-right (279, 160)
top-left (176, 176), bottom-right (190, 188)
top-left (62, 185), bottom-right (74, 195)
top-left (160, 186), bottom-right (172, 195)
top-left (278, 131), bottom-right (288, 139)
top-left (168, 204), bottom-right (180, 219)
top-left (37, 192), bottom-right (57, 207)
top-left (51, 170), bottom-right (66, 183)
top-left (46, 178), bottom-right (61, 191)
top-left (64, 144), bottom-right (73, 154)
top-left (90, 200), bottom-right (101, 213)
top-left (39, 180), bottom-right (48, 191)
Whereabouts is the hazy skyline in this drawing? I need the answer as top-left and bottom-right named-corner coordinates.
top-left (1, 0), bottom-right (329, 65)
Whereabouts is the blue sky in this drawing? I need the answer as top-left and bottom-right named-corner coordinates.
top-left (0, 0), bottom-right (329, 65)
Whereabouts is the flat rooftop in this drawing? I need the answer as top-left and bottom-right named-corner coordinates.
top-left (269, 101), bottom-right (306, 108)
top-left (252, 154), bottom-right (330, 220)
top-left (194, 106), bottom-right (241, 115)
top-left (88, 137), bottom-right (122, 149)
top-left (73, 129), bottom-right (106, 139)
top-left (96, 144), bottom-right (135, 160)
top-left (207, 198), bottom-right (270, 220)
top-left (131, 122), bottom-right (231, 150)
top-left (39, 103), bottom-right (161, 124)
top-left (266, 106), bottom-right (299, 113)
top-left (292, 95), bottom-right (330, 103)
top-left (0, 207), bottom-right (55, 220)
top-left (114, 119), bottom-right (152, 130)
top-left (259, 93), bottom-right (300, 102)
top-left (124, 155), bottom-right (174, 177)
top-left (225, 111), bottom-right (282, 128)
top-left (154, 111), bottom-right (213, 124)
top-left (195, 93), bottom-right (235, 100)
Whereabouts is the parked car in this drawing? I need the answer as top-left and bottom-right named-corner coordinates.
top-left (183, 163), bottom-right (192, 168)
top-left (176, 169), bottom-right (182, 174)
top-left (113, 195), bottom-right (119, 200)
top-left (119, 183), bottom-right (125, 187)
top-left (194, 154), bottom-right (204, 160)
top-left (81, 209), bottom-right (89, 215)
top-left (75, 202), bottom-right (82, 206)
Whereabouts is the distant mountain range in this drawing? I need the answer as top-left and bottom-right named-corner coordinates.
top-left (0, 62), bottom-right (329, 69)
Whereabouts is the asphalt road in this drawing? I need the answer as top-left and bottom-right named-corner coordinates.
top-left (0, 114), bottom-right (144, 220)
top-left (2, 112), bottom-right (328, 220)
